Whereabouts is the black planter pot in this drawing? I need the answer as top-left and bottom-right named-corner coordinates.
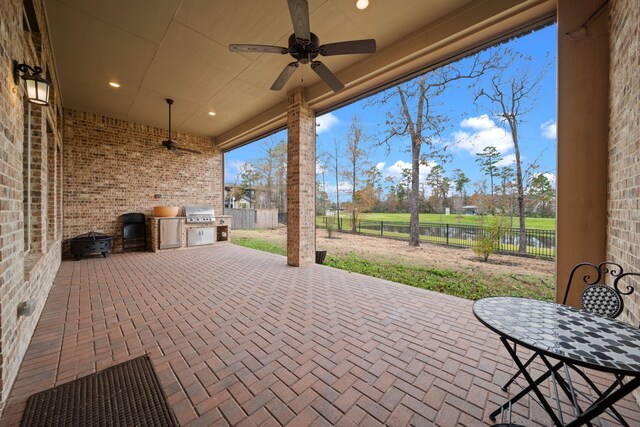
top-left (67, 232), bottom-right (113, 260)
top-left (315, 250), bottom-right (327, 264)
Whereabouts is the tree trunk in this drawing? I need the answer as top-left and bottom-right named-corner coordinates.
top-left (335, 162), bottom-right (340, 230)
top-left (409, 138), bottom-right (421, 246)
top-left (351, 162), bottom-right (357, 232)
top-left (508, 119), bottom-right (527, 254)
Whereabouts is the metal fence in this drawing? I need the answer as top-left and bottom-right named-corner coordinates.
top-left (319, 217), bottom-right (555, 258)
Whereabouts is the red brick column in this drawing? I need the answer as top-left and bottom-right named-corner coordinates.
top-left (287, 88), bottom-right (316, 266)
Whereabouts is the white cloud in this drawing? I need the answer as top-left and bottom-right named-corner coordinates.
top-left (224, 159), bottom-right (246, 183)
top-left (540, 120), bottom-right (557, 139)
top-left (460, 115), bottom-right (496, 131)
top-left (453, 114), bottom-right (514, 155)
top-left (379, 160), bottom-right (432, 183)
top-left (316, 112), bottom-right (340, 135)
top-left (323, 181), bottom-right (351, 197)
top-left (495, 154), bottom-right (516, 167)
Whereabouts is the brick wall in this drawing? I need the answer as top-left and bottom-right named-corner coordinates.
top-left (63, 110), bottom-right (223, 252)
top-left (0, 0), bottom-right (64, 414)
top-left (607, 0), bottom-right (640, 327)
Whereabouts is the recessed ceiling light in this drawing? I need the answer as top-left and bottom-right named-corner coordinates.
top-left (356, 0), bottom-right (369, 10)
top-left (208, 111), bottom-right (216, 116)
top-left (108, 81), bottom-right (120, 88)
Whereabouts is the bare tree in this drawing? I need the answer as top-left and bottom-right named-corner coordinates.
top-left (251, 139), bottom-right (287, 211)
top-left (369, 53), bottom-right (496, 246)
top-left (316, 154), bottom-right (330, 216)
top-left (342, 115), bottom-right (371, 232)
top-left (498, 165), bottom-right (516, 226)
top-left (274, 142), bottom-right (287, 213)
top-left (323, 137), bottom-right (343, 228)
top-left (475, 49), bottom-right (550, 253)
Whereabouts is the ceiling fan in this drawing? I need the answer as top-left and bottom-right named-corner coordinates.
top-left (158, 98), bottom-right (201, 156)
top-left (229, 0), bottom-right (376, 92)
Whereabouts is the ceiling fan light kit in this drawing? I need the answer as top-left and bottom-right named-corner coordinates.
top-left (229, 0), bottom-right (376, 92)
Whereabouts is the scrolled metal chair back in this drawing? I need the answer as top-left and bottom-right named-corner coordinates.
top-left (562, 262), bottom-right (639, 319)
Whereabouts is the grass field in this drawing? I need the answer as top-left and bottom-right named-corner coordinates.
top-left (232, 236), bottom-right (554, 302)
top-left (318, 213), bottom-right (556, 230)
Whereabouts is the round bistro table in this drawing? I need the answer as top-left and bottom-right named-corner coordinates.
top-left (473, 297), bottom-right (640, 427)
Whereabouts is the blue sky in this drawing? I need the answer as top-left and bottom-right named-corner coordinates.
top-left (225, 24), bottom-right (557, 197)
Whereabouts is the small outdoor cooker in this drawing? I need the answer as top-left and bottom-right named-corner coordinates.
top-left (184, 206), bottom-right (218, 247)
top-left (185, 206), bottom-right (215, 224)
top-left (67, 231), bottom-right (113, 260)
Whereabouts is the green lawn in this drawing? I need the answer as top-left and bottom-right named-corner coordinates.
top-left (318, 213), bottom-right (556, 230)
top-left (232, 236), bottom-right (554, 302)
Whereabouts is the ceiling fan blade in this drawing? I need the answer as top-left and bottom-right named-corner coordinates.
top-left (175, 146), bottom-right (202, 154)
top-left (311, 61), bottom-right (344, 92)
top-left (320, 39), bottom-right (376, 56)
top-left (287, 0), bottom-right (310, 41)
top-left (270, 62), bottom-right (299, 91)
top-left (172, 149), bottom-right (183, 157)
top-left (229, 44), bottom-right (288, 54)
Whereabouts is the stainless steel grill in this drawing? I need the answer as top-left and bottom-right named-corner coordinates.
top-left (185, 206), bottom-right (215, 224)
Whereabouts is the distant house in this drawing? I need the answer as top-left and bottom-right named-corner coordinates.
top-left (462, 205), bottom-right (478, 215)
top-left (224, 184), bottom-right (269, 209)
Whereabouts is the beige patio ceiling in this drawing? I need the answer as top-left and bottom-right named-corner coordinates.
top-left (45, 0), bottom-right (555, 149)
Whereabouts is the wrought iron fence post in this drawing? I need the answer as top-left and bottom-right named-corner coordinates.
top-left (380, 221), bottom-right (384, 236)
top-left (446, 224), bottom-right (449, 245)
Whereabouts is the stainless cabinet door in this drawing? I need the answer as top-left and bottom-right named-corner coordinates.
top-left (187, 227), bottom-right (215, 246)
top-left (159, 219), bottom-right (182, 249)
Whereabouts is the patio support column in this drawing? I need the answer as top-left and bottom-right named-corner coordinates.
top-left (286, 87), bottom-right (316, 266)
top-left (556, 0), bottom-right (609, 305)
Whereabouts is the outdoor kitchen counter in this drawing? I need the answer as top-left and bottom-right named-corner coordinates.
top-left (149, 215), bottom-right (231, 253)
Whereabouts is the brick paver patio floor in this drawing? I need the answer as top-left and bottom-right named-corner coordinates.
top-left (1, 245), bottom-right (639, 426)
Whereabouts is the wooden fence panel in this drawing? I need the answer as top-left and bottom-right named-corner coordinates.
top-left (226, 208), bottom-right (256, 229)
top-left (255, 209), bottom-right (279, 228)
top-left (226, 208), bottom-right (280, 229)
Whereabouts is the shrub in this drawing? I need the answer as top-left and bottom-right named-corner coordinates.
top-left (473, 216), bottom-right (508, 261)
top-left (326, 216), bottom-right (335, 238)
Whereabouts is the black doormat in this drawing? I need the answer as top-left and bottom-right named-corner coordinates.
top-left (20, 356), bottom-right (179, 427)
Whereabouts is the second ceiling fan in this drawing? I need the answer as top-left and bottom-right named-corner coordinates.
top-left (158, 98), bottom-right (202, 156)
top-left (229, 0), bottom-right (376, 92)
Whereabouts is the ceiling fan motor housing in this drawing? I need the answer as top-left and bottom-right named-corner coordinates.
top-left (288, 33), bottom-right (320, 64)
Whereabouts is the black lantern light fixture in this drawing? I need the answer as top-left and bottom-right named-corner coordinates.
top-left (13, 60), bottom-right (51, 106)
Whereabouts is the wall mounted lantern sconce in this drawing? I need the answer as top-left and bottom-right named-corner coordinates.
top-left (13, 60), bottom-right (51, 106)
